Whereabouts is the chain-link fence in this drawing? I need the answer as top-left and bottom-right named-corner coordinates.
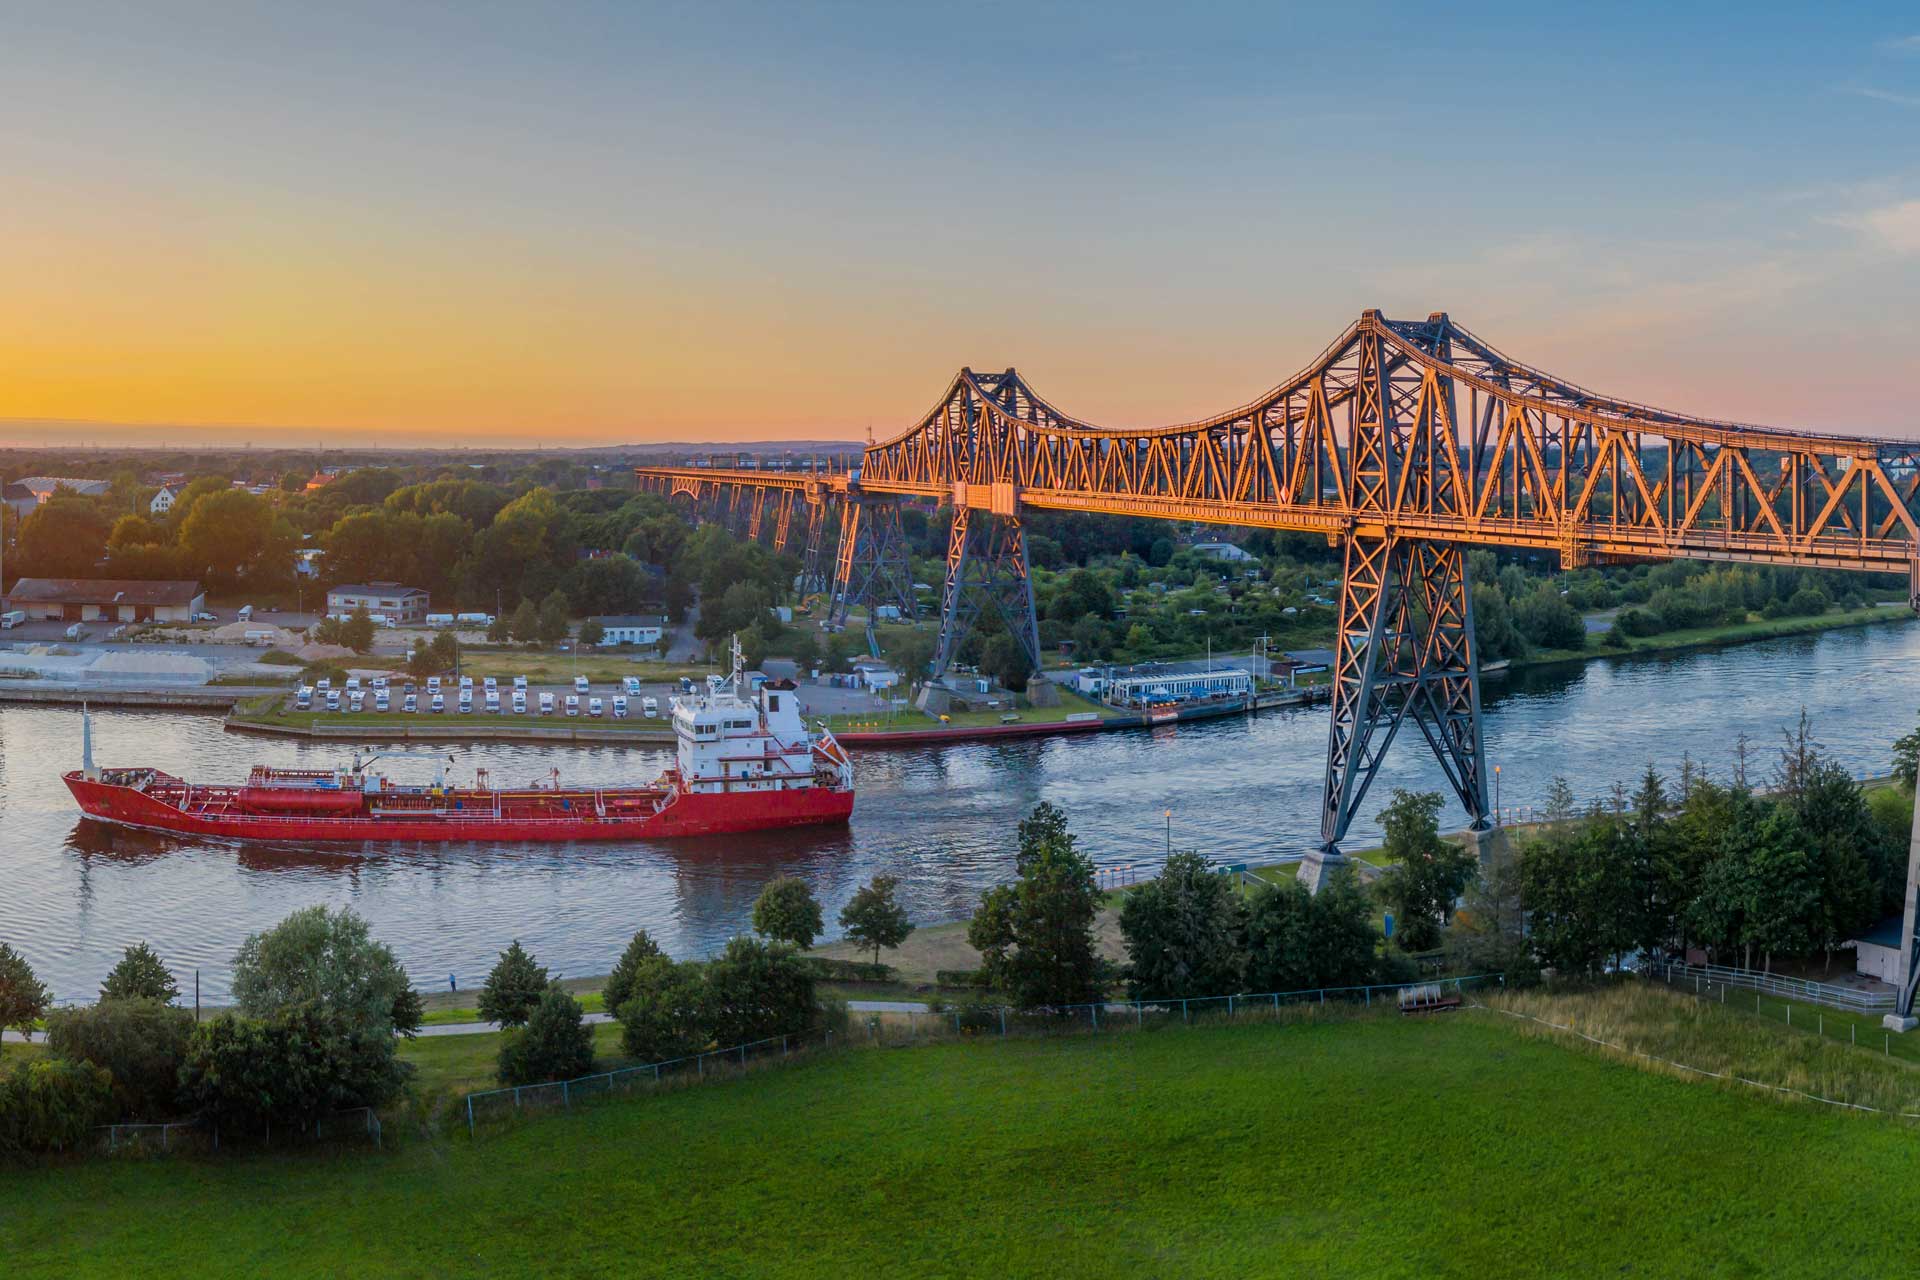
top-left (463, 1026), bottom-right (837, 1136)
top-left (93, 1106), bottom-right (381, 1156)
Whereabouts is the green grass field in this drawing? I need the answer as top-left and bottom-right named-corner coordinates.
top-left (9, 996), bottom-right (1920, 1278)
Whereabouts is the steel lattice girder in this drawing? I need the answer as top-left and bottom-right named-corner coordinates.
top-left (828, 496), bottom-right (916, 629)
top-left (932, 507), bottom-right (1042, 679)
top-left (1320, 534), bottom-right (1488, 851)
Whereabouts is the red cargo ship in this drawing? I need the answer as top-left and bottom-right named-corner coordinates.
top-left (65, 652), bottom-right (854, 843)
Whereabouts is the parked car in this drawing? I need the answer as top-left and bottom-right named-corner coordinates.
top-left (325, 690), bottom-right (341, 711)
top-left (370, 675), bottom-right (388, 690)
top-left (345, 676), bottom-right (361, 692)
top-left (403, 693), bottom-right (417, 713)
top-left (623, 676), bottom-right (641, 694)
top-left (483, 676), bottom-right (497, 692)
top-left (374, 692), bottom-right (390, 712)
top-left (294, 687), bottom-right (313, 710)
top-left (588, 697), bottom-right (604, 718)
top-left (611, 695), bottom-right (628, 719)
top-left (642, 696), bottom-right (659, 718)
top-left (348, 692), bottom-right (365, 713)
top-left (485, 692), bottom-right (501, 714)
top-left (512, 675), bottom-right (528, 691)
top-left (315, 676), bottom-right (332, 691)
top-left (511, 692), bottom-right (527, 714)
top-left (565, 695), bottom-right (580, 717)
top-left (574, 675), bottom-right (590, 693)
top-left (538, 692), bottom-right (555, 715)
top-left (426, 676), bottom-right (442, 692)
top-left (459, 675), bottom-right (474, 691)
top-left (430, 693), bottom-right (446, 713)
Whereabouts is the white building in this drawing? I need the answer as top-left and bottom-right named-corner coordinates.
top-left (326, 582), bottom-right (429, 624)
top-left (849, 657), bottom-right (901, 691)
top-left (1192, 541), bottom-right (1257, 563)
top-left (1849, 916), bottom-right (1906, 984)
top-left (16, 476), bottom-right (110, 504)
top-left (149, 486), bottom-right (177, 516)
top-left (592, 615), bottom-right (667, 646)
top-left (1104, 666), bottom-right (1252, 707)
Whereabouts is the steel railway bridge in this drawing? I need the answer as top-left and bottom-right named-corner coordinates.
top-left (637, 309), bottom-right (1920, 1022)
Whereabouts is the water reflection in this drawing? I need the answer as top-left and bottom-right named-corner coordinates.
top-left (3, 620), bottom-right (1916, 998)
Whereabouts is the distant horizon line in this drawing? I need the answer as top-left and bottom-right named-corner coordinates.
top-left (0, 416), bottom-right (869, 454)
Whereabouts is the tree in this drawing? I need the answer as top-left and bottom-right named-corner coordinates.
top-left (0, 1058), bottom-right (114, 1154)
top-left (1894, 714), bottom-right (1920, 789)
top-left (751, 877), bottom-right (824, 950)
top-left (601, 930), bottom-right (666, 1017)
top-left (1445, 855), bottom-right (1536, 985)
top-left (479, 940), bottom-right (550, 1029)
top-left (99, 941), bottom-right (179, 1004)
top-left (486, 614), bottom-right (511, 643)
top-left (1242, 867), bottom-right (1379, 993)
top-left (16, 497), bottom-right (112, 578)
top-left (536, 589), bottom-right (571, 644)
top-left (0, 942), bottom-right (53, 1047)
top-left (45, 999), bottom-right (194, 1119)
top-left (966, 802), bottom-right (1105, 1006)
top-left (838, 876), bottom-right (914, 965)
top-left (983, 632), bottom-right (1033, 693)
top-left (230, 905), bottom-right (421, 1037)
top-left (1542, 776), bottom-right (1577, 822)
top-left (179, 488), bottom-right (277, 587)
top-left (1512, 583), bottom-right (1585, 651)
top-left (340, 605), bottom-right (376, 654)
top-left (703, 936), bottom-right (818, 1048)
top-left (613, 956), bottom-right (711, 1062)
top-left (509, 599), bottom-right (541, 644)
top-left (1118, 852), bottom-right (1244, 998)
top-left (1373, 790), bottom-right (1476, 951)
top-left (579, 618), bottom-right (606, 647)
top-left (498, 986), bottom-right (596, 1086)
top-left (1517, 811), bottom-right (1640, 976)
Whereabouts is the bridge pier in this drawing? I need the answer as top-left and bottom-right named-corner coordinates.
top-left (796, 499), bottom-right (833, 598)
top-left (931, 506), bottom-right (1041, 682)
top-left (1306, 533), bottom-right (1490, 890)
top-left (828, 494), bottom-right (915, 629)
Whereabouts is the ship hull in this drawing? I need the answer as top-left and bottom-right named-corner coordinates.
top-left (64, 772), bottom-right (853, 843)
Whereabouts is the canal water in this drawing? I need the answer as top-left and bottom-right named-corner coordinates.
top-left (4, 620), bottom-right (1916, 1000)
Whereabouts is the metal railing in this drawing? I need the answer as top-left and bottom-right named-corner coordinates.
top-left (1652, 960), bottom-right (1895, 1012)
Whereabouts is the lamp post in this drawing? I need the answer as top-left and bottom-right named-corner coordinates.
top-left (1165, 808), bottom-right (1172, 858)
top-left (1493, 764), bottom-right (1502, 826)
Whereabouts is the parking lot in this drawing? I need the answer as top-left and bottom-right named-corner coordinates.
top-left (291, 671), bottom-right (684, 723)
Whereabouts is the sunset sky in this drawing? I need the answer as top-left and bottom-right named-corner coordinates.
top-left (2, 3), bottom-right (1918, 447)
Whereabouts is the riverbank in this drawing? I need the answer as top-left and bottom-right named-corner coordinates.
top-left (1501, 602), bottom-right (1912, 673)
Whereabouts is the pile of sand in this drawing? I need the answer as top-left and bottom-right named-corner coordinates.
top-left (211, 621), bottom-right (300, 647)
top-left (294, 641), bottom-right (356, 662)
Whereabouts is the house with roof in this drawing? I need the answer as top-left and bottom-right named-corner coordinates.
top-left (590, 615), bottom-right (668, 646)
top-left (2, 481), bottom-right (36, 520)
top-left (3, 578), bottom-right (205, 623)
top-left (16, 476), bottom-right (110, 504)
top-left (326, 582), bottom-right (429, 624)
top-left (1848, 916), bottom-right (1908, 985)
top-left (149, 486), bottom-right (178, 516)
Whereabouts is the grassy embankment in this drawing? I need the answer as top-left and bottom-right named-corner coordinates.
top-left (9, 987), bottom-right (1920, 1277)
top-left (1512, 603), bottom-right (1911, 670)
top-left (810, 687), bottom-right (1111, 733)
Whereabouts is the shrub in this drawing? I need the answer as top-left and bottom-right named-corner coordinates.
top-left (791, 957), bottom-right (894, 984)
top-left (0, 1058), bottom-right (114, 1155)
top-left (99, 942), bottom-right (180, 1004)
top-left (1785, 586), bottom-right (1830, 617)
top-left (1612, 607), bottom-right (1664, 638)
top-left (177, 1004), bottom-right (410, 1133)
top-left (498, 987), bottom-right (596, 1086)
top-left (479, 940), bottom-right (549, 1030)
top-left (45, 999), bottom-right (194, 1119)
top-left (751, 877), bottom-right (824, 950)
top-left (703, 937), bottom-right (818, 1048)
top-left (934, 969), bottom-right (988, 988)
top-left (1119, 851), bottom-right (1245, 999)
top-left (614, 957), bottom-right (711, 1062)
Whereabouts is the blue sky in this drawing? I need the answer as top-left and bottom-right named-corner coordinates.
top-left (0, 2), bottom-right (1916, 443)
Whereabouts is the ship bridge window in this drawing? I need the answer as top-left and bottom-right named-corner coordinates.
top-left (766, 694), bottom-right (780, 713)
top-left (726, 719), bottom-right (753, 730)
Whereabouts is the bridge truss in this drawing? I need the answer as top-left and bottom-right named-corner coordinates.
top-left (636, 309), bottom-right (1920, 919)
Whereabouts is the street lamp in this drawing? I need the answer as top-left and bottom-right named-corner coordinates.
top-left (1164, 808), bottom-right (1172, 858)
top-left (1493, 764), bottom-right (1502, 826)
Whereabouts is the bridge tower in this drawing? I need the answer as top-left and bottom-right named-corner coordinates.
top-left (1301, 313), bottom-right (1490, 891)
top-left (828, 493), bottom-right (916, 629)
top-left (797, 498), bottom-right (834, 598)
top-left (930, 496), bottom-right (1041, 681)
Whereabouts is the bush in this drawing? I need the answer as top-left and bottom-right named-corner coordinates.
top-left (177, 1004), bottom-right (410, 1133)
top-left (1612, 607), bottom-right (1664, 638)
top-left (1119, 852), bottom-right (1245, 999)
top-left (791, 957), bottom-right (894, 984)
top-left (0, 943), bottom-right (52, 1045)
top-left (498, 987), bottom-right (596, 1086)
top-left (44, 999), bottom-right (194, 1119)
top-left (934, 969), bottom-right (989, 988)
top-left (479, 940), bottom-right (549, 1030)
top-left (703, 937), bottom-right (818, 1048)
top-left (615, 956), bottom-right (711, 1062)
top-left (1785, 586), bottom-right (1830, 617)
top-left (0, 1058), bottom-right (114, 1155)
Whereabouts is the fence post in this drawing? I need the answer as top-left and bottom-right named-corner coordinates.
top-left (1274, 993), bottom-right (1280, 1013)
top-left (740, 1044), bottom-right (747, 1066)
top-left (699, 1053), bottom-right (704, 1078)
top-left (514, 1087), bottom-right (521, 1111)
top-left (1136, 1001), bottom-right (1143, 1028)
top-left (563, 1080), bottom-right (571, 1110)
top-left (1093, 1003), bottom-right (1100, 1030)
top-left (1182, 999), bottom-right (1189, 1024)
top-left (1227, 995), bottom-right (1234, 1018)
top-left (653, 1063), bottom-right (661, 1083)
top-left (467, 1095), bottom-right (475, 1139)
top-left (783, 1034), bottom-right (789, 1056)
top-left (999, 1008), bottom-right (1007, 1037)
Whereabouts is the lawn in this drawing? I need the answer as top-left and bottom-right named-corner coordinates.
top-left (9, 1002), bottom-right (1920, 1277)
